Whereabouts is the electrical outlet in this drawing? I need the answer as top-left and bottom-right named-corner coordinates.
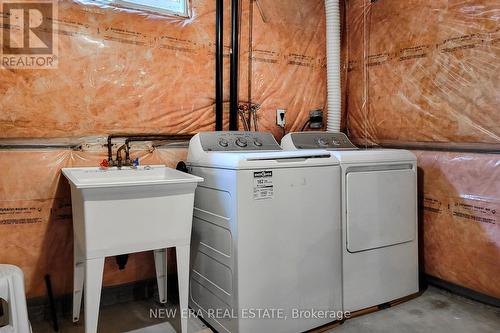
top-left (276, 109), bottom-right (286, 127)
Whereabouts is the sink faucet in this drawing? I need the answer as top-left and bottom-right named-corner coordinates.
top-left (116, 143), bottom-right (130, 168)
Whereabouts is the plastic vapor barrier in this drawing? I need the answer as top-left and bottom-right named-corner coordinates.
top-left (342, 0), bottom-right (500, 299)
top-left (0, 0), bottom-right (219, 138)
top-left (0, 0), bottom-right (329, 139)
top-left (0, 147), bottom-right (187, 297)
top-left (345, 0), bottom-right (500, 147)
top-left (238, 0), bottom-right (329, 137)
top-left (0, 0), bottom-right (330, 297)
top-left (415, 151), bottom-right (500, 298)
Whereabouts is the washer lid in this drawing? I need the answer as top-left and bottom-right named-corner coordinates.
top-left (188, 133), bottom-right (339, 169)
top-left (188, 149), bottom-right (339, 169)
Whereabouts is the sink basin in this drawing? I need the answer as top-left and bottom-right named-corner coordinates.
top-left (62, 165), bottom-right (200, 188)
top-left (62, 164), bottom-right (203, 333)
top-left (62, 165), bottom-right (203, 258)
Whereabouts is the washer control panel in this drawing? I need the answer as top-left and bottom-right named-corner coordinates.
top-left (200, 132), bottom-right (282, 151)
top-left (289, 132), bottom-right (357, 150)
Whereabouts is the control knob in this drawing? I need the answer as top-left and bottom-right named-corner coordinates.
top-left (218, 138), bottom-right (229, 147)
top-left (317, 138), bottom-right (329, 147)
top-left (254, 139), bottom-right (263, 147)
top-left (235, 137), bottom-right (248, 147)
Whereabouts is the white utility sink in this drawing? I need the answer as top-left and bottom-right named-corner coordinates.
top-left (63, 165), bottom-right (199, 188)
top-left (62, 165), bottom-right (203, 333)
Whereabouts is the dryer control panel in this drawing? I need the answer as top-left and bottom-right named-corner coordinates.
top-left (287, 132), bottom-right (358, 150)
top-left (199, 132), bottom-right (282, 151)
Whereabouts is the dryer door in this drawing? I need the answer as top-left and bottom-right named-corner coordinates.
top-left (346, 168), bottom-right (416, 253)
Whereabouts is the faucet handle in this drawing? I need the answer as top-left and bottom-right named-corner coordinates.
top-left (100, 159), bottom-right (109, 169)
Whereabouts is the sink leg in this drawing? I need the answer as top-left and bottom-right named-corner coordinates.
top-left (154, 249), bottom-right (168, 303)
top-left (84, 257), bottom-right (105, 333)
top-left (176, 245), bottom-right (190, 333)
top-left (73, 243), bottom-right (85, 322)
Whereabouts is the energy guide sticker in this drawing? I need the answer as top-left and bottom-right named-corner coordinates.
top-left (253, 171), bottom-right (274, 200)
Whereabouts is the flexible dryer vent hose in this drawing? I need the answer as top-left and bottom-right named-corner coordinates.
top-left (325, 0), bottom-right (341, 132)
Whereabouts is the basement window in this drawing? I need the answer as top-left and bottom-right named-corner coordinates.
top-left (108, 0), bottom-right (190, 18)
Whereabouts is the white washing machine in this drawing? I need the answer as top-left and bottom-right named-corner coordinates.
top-left (187, 132), bottom-right (343, 333)
top-left (282, 132), bottom-right (418, 312)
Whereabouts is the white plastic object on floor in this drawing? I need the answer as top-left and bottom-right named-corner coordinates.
top-left (0, 265), bottom-right (32, 333)
top-left (62, 165), bottom-right (203, 333)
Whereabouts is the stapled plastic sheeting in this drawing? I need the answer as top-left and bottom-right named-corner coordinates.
top-left (0, 0), bottom-right (329, 139)
top-left (415, 150), bottom-right (500, 298)
top-left (342, 0), bottom-right (500, 299)
top-left (345, 0), bottom-right (500, 146)
top-left (238, 0), bottom-right (329, 137)
top-left (0, 0), bottom-right (220, 138)
top-left (0, 0), bottom-right (330, 297)
top-left (0, 147), bottom-right (187, 297)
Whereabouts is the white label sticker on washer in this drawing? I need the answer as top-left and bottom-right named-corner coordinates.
top-left (253, 171), bottom-right (274, 200)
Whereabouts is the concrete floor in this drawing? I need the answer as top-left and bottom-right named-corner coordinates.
top-left (31, 299), bottom-right (194, 333)
top-left (30, 286), bottom-right (499, 333)
top-left (329, 287), bottom-right (500, 333)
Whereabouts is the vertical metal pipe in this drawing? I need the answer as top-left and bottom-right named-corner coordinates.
top-left (247, 0), bottom-right (254, 110)
top-left (215, 0), bottom-right (224, 131)
top-left (229, 0), bottom-right (240, 130)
